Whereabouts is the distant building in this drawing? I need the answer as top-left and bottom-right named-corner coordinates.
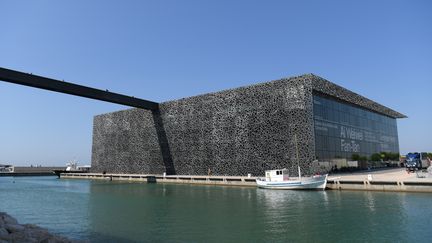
top-left (91, 74), bottom-right (406, 176)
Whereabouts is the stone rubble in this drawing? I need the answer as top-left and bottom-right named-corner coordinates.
top-left (0, 212), bottom-right (80, 243)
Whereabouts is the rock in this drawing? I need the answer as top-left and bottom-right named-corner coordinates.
top-left (0, 235), bottom-right (10, 242)
top-left (0, 228), bottom-right (9, 239)
top-left (0, 213), bottom-right (18, 225)
top-left (0, 233), bottom-right (11, 241)
top-left (40, 235), bottom-right (73, 243)
top-left (10, 231), bottom-right (41, 243)
top-left (5, 223), bottom-right (25, 233)
top-left (0, 213), bottom-right (78, 242)
top-left (0, 236), bottom-right (9, 241)
top-left (25, 237), bottom-right (39, 243)
top-left (0, 228), bottom-right (8, 236)
top-left (25, 224), bottom-right (43, 230)
top-left (29, 229), bottom-right (51, 241)
top-left (8, 231), bottom-right (26, 241)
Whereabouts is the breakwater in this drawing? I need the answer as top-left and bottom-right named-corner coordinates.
top-left (0, 212), bottom-right (76, 242)
top-left (0, 166), bottom-right (64, 177)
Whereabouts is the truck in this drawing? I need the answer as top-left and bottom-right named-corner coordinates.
top-left (405, 152), bottom-right (430, 171)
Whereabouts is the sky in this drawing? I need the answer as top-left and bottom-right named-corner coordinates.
top-left (0, 0), bottom-right (431, 166)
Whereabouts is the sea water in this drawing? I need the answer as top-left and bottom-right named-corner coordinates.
top-left (1, 176), bottom-right (431, 242)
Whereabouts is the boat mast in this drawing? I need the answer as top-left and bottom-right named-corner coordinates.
top-left (294, 134), bottom-right (301, 181)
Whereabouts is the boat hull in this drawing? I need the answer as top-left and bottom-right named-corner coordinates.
top-left (256, 174), bottom-right (328, 190)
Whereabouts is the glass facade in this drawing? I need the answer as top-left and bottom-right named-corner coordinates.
top-left (313, 94), bottom-right (399, 160)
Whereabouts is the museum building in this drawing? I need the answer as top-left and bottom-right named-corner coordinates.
top-left (91, 74), bottom-right (406, 176)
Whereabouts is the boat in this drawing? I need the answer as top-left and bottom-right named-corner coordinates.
top-left (255, 134), bottom-right (328, 190)
top-left (256, 167), bottom-right (328, 190)
top-left (53, 160), bottom-right (91, 178)
top-left (0, 164), bottom-right (14, 173)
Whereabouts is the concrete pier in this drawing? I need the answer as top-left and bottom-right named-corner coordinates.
top-left (0, 167), bottom-right (64, 177)
top-left (327, 168), bottom-right (432, 192)
top-left (61, 173), bottom-right (258, 186)
top-left (61, 168), bottom-right (432, 192)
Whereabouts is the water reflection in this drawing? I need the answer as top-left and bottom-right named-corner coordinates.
top-left (85, 182), bottom-right (423, 242)
top-left (255, 189), bottom-right (412, 242)
top-left (256, 189), bottom-right (333, 241)
top-left (365, 191), bottom-right (376, 212)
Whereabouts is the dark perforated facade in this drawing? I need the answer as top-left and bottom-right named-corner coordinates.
top-left (91, 74), bottom-right (405, 176)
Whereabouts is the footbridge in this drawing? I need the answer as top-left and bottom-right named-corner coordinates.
top-left (0, 67), bottom-right (159, 110)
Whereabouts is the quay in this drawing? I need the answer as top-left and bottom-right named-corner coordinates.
top-left (61, 168), bottom-right (432, 192)
top-left (0, 166), bottom-right (63, 177)
top-left (61, 173), bottom-right (258, 186)
top-left (327, 168), bottom-right (432, 192)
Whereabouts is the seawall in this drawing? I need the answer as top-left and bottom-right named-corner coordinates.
top-left (61, 168), bottom-right (432, 193)
top-left (0, 167), bottom-right (64, 177)
top-left (61, 173), bottom-right (258, 187)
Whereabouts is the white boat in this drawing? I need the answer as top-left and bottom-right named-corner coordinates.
top-left (65, 160), bottom-right (91, 172)
top-left (256, 134), bottom-right (328, 190)
top-left (53, 160), bottom-right (91, 177)
top-left (256, 167), bottom-right (328, 190)
top-left (0, 164), bottom-right (14, 173)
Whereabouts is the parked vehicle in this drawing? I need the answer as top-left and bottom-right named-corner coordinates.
top-left (405, 153), bottom-right (428, 171)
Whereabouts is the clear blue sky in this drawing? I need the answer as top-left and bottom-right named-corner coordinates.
top-left (1, 0), bottom-right (431, 166)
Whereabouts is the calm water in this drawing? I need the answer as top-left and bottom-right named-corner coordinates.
top-left (1, 176), bottom-right (431, 242)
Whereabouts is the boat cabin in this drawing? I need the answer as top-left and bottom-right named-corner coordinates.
top-left (265, 169), bottom-right (289, 182)
top-left (77, 165), bottom-right (91, 172)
